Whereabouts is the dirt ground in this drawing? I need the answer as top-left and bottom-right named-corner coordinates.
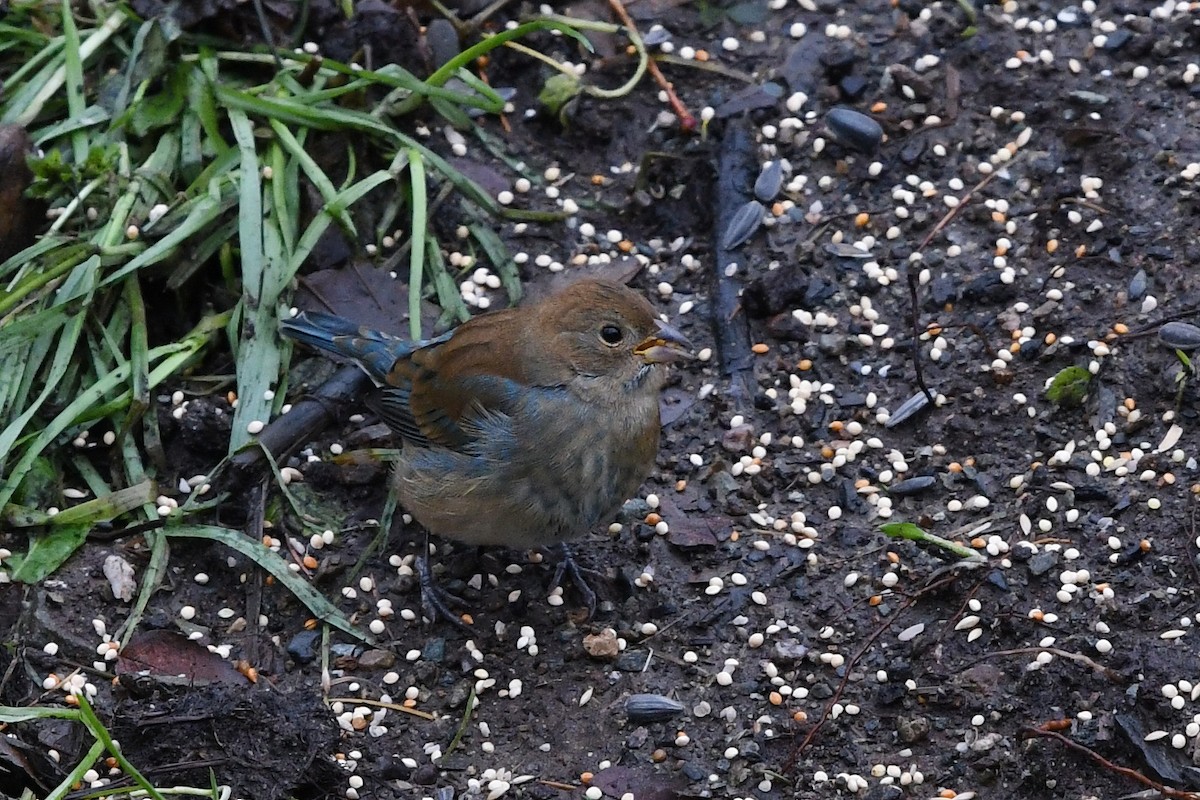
top-left (5, 1), bottom-right (1200, 798)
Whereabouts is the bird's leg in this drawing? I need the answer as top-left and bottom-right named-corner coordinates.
top-left (550, 542), bottom-right (598, 618)
top-left (416, 534), bottom-right (474, 632)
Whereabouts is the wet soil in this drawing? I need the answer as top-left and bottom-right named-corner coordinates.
top-left (5, 1), bottom-right (1200, 799)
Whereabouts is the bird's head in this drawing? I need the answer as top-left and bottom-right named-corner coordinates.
top-left (530, 279), bottom-right (692, 395)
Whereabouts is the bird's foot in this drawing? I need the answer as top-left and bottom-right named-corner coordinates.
top-left (416, 549), bottom-right (474, 632)
top-left (549, 543), bottom-right (599, 619)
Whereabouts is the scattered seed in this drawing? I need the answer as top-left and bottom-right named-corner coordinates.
top-left (619, 690), bottom-right (686, 724)
top-left (889, 475), bottom-right (935, 496)
top-left (1158, 321), bottom-right (1200, 349)
top-left (885, 391), bottom-right (932, 428)
top-left (721, 200), bottom-right (765, 250)
top-left (754, 160), bottom-right (784, 202)
top-left (825, 242), bottom-right (873, 258)
top-left (1128, 269), bottom-right (1147, 299)
top-left (825, 107), bottom-right (883, 154)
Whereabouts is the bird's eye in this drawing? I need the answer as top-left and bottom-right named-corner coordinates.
top-left (599, 324), bottom-right (624, 346)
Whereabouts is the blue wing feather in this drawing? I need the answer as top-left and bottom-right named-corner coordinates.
top-left (283, 310), bottom-right (515, 453)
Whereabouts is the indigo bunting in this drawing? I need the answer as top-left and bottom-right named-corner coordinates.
top-left (281, 279), bottom-right (691, 622)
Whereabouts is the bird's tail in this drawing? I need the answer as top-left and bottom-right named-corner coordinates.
top-left (280, 310), bottom-right (409, 385)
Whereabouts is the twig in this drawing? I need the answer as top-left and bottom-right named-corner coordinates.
top-left (325, 695), bottom-right (437, 721)
top-left (944, 64), bottom-right (960, 121)
top-left (243, 480), bottom-right (268, 666)
top-left (440, 685), bottom-right (477, 759)
top-left (904, 266), bottom-right (935, 402)
top-left (1021, 725), bottom-right (1200, 800)
top-left (967, 647), bottom-right (1125, 682)
top-left (226, 364), bottom-right (372, 478)
top-left (250, 0), bottom-right (285, 73)
top-left (539, 780), bottom-right (578, 791)
top-left (784, 573), bottom-right (961, 772)
top-left (904, 167), bottom-right (1005, 402)
top-left (1189, 503), bottom-right (1200, 587)
top-left (916, 167), bottom-right (1001, 253)
top-left (606, 0), bottom-right (695, 131)
top-left (86, 517), bottom-right (168, 542)
top-left (653, 54), bottom-right (755, 83)
top-left (1122, 304), bottom-right (1200, 339)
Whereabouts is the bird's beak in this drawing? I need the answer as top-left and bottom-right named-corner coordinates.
top-left (634, 319), bottom-right (694, 363)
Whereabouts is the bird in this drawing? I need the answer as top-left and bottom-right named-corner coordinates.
top-left (280, 278), bottom-right (692, 624)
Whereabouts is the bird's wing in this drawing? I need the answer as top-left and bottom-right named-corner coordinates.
top-left (283, 308), bottom-right (569, 453)
top-left (390, 309), bottom-right (569, 452)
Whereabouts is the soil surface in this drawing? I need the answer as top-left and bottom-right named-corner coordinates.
top-left (5, 1), bottom-right (1200, 799)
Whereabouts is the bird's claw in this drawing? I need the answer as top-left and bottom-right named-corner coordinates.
top-left (550, 543), bottom-right (598, 619)
top-left (416, 550), bottom-right (474, 632)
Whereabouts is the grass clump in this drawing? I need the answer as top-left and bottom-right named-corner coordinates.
top-left (0, 1), bottom-right (586, 582)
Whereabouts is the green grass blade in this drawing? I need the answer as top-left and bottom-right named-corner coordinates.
top-left (164, 524), bottom-right (373, 644)
top-left (94, 191), bottom-right (226, 291)
top-left (31, 104), bottom-right (110, 144)
top-left (269, 118), bottom-right (356, 235)
top-left (0, 333), bottom-right (124, 509)
top-left (7, 524), bottom-right (88, 582)
top-left (7, 7), bottom-right (125, 126)
top-left (123, 276), bottom-right (150, 419)
top-left (0, 706), bottom-right (83, 722)
top-left (60, 0), bottom-right (89, 164)
top-left (290, 170), bottom-right (394, 273)
top-left (407, 148), bottom-right (427, 340)
top-left (470, 222), bottom-right (521, 304)
top-left (426, 20), bottom-right (592, 88)
top-left (76, 693), bottom-right (168, 800)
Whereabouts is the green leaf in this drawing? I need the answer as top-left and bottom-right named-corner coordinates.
top-left (727, 1), bottom-right (769, 25)
top-left (1045, 365), bottom-right (1091, 408)
top-left (0, 706), bottom-right (82, 723)
top-left (538, 72), bottom-right (581, 115)
top-left (164, 524), bottom-right (373, 645)
top-left (7, 523), bottom-right (89, 582)
top-left (130, 61), bottom-right (189, 136)
top-left (12, 455), bottom-right (61, 509)
top-left (880, 522), bottom-right (929, 541)
top-left (880, 522), bottom-right (984, 562)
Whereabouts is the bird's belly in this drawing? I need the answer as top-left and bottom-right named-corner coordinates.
top-left (394, 421), bottom-right (654, 549)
